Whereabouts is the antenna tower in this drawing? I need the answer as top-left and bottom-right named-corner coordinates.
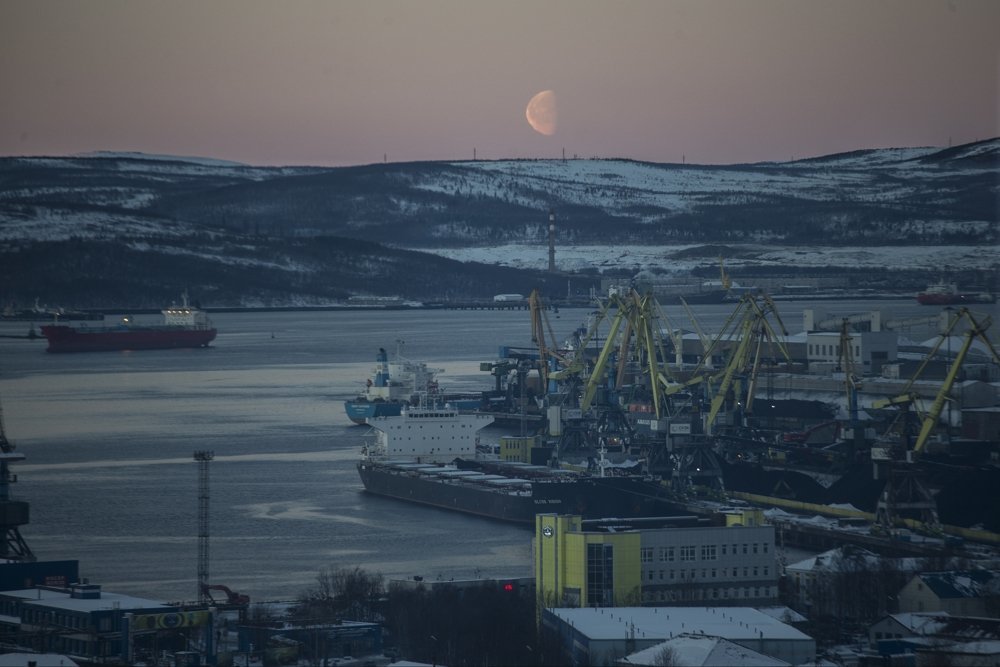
top-left (194, 450), bottom-right (214, 603)
top-left (0, 394), bottom-right (33, 561)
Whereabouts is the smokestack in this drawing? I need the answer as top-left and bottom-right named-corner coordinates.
top-left (548, 210), bottom-right (556, 272)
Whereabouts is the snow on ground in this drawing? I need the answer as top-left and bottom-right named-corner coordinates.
top-left (419, 244), bottom-right (1000, 273)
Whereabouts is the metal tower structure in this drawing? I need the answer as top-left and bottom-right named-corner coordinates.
top-left (547, 210), bottom-right (556, 272)
top-left (194, 450), bottom-right (214, 603)
top-left (0, 394), bottom-right (33, 561)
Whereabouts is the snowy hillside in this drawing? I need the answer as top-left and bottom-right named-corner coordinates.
top-left (0, 139), bottom-right (996, 307)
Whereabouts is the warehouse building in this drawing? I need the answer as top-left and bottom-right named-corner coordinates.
top-left (541, 605), bottom-right (815, 666)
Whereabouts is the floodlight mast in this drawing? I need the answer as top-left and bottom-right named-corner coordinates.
top-left (194, 450), bottom-right (214, 603)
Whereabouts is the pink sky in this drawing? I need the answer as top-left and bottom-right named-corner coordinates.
top-left (1, 0), bottom-right (997, 167)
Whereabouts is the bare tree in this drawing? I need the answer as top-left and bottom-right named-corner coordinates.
top-left (654, 644), bottom-right (679, 666)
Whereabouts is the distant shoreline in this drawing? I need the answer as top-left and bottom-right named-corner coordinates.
top-left (1, 291), bottom-right (930, 321)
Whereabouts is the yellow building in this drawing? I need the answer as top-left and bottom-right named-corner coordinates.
top-left (534, 514), bottom-right (642, 608)
top-left (535, 512), bottom-right (778, 609)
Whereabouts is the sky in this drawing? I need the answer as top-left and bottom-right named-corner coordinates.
top-left (1, 0), bottom-right (997, 167)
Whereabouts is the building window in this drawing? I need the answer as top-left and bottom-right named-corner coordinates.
top-left (680, 545), bottom-right (696, 561)
top-left (721, 544), bottom-right (727, 555)
top-left (762, 543), bottom-right (768, 553)
top-left (641, 547), bottom-right (653, 563)
top-left (742, 544), bottom-right (748, 555)
top-left (701, 544), bottom-right (717, 560)
top-left (586, 543), bottom-right (614, 607)
top-left (753, 543), bottom-right (758, 554)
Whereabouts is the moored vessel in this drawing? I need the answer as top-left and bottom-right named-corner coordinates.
top-left (39, 292), bottom-right (216, 353)
top-left (356, 402), bottom-right (685, 524)
top-left (344, 345), bottom-right (482, 425)
top-left (916, 280), bottom-right (995, 306)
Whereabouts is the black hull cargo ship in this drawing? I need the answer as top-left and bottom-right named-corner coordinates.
top-left (356, 405), bottom-right (684, 524)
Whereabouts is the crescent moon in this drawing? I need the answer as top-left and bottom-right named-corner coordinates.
top-left (526, 90), bottom-right (557, 136)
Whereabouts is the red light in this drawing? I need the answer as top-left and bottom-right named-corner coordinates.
top-left (503, 583), bottom-right (514, 592)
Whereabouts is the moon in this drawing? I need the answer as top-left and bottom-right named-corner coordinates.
top-left (526, 90), bottom-right (557, 136)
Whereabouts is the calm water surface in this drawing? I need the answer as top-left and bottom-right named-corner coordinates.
top-left (0, 300), bottom-right (963, 602)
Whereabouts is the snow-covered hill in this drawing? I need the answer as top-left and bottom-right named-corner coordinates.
top-left (0, 139), bottom-right (996, 307)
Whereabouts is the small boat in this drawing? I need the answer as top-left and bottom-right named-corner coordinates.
top-left (344, 345), bottom-right (482, 425)
top-left (39, 292), bottom-right (216, 353)
top-left (916, 280), bottom-right (995, 306)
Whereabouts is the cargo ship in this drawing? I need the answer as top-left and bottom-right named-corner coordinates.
top-left (344, 346), bottom-right (482, 425)
top-left (40, 292), bottom-right (216, 353)
top-left (356, 403), bottom-right (686, 524)
top-left (916, 280), bottom-right (995, 306)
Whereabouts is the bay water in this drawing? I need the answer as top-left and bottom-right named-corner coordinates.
top-left (0, 300), bottom-right (945, 603)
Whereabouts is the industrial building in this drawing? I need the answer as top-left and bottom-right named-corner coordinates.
top-left (0, 582), bottom-right (184, 663)
top-left (540, 605), bottom-right (815, 666)
top-left (534, 509), bottom-right (778, 609)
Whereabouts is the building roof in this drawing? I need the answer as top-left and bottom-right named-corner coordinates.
top-left (548, 606), bottom-right (812, 643)
top-left (0, 654), bottom-right (79, 666)
top-left (0, 588), bottom-right (171, 613)
top-left (924, 640), bottom-right (1000, 656)
top-left (621, 634), bottom-right (791, 666)
top-left (880, 613), bottom-right (1000, 641)
top-left (915, 570), bottom-right (999, 600)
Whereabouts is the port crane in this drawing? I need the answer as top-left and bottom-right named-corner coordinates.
top-left (839, 318), bottom-right (867, 456)
top-left (0, 394), bottom-right (33, 561)
top-left (579, 289), bottom-right (678, 419)
top-left (871, 308), bottom-right (1000, 531)
top-left (669, 293), bottom-right (792, 435)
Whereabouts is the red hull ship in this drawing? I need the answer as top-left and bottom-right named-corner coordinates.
top-left (40, 293), bottom-right (217, 353)
top-left (916, 280), bottom-right (995, 306)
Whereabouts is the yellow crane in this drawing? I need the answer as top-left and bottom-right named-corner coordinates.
top-left (871, 308), bottom-right (1000, 533)
top-left (668, 293), bottom-right (791, 434)
top-left (873, 308), bottom-right (1000, 457)
top-left (579, 289), bottom-right (678, 418)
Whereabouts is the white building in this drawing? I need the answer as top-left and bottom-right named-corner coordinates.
top-left (541, 606), bottom-right (815, 666)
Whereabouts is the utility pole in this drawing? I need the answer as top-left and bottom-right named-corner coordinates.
top-left (194, 450), bottom-right (214, 603)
